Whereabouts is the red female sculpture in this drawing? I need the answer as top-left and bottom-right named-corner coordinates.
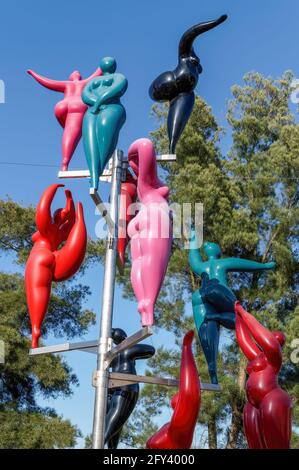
top-left (25, 184), bottom-right (87, 348)
top-left (235, 301), bottom-right (292, 449)
top-left (146, 330), bottom-right (201, 449)
top-left (117, 171), bottom-right (137, 267)
top-left (27, 67), bottom-right (101, 170)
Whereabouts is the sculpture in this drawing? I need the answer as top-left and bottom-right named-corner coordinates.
top-left (117, 171), bottom-right (137, 267)
top-left (27, 67), bottom-right (102, 171)
top-left (82, 57), bottom-right (128, 190)
top-left (149, 15), bottom-right (227, 154)
top-left (105, 328), bottom-right (155, 449)
top-left (25, 184), bottom-right (87, 348)
top-left (146, 330), bottom-right (201, 449)
top-left (235, 302), bottom-right (292, 449)
top-left (189, 229), bottom-right (276, 384)
top-left (127, 138), bottom-right (172, 326)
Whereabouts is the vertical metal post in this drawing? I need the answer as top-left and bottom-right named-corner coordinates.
top-left (91, 149), bottom-right (123, 449)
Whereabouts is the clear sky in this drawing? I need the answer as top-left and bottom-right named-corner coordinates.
top-left (0, 0), bottom-right (298, 448)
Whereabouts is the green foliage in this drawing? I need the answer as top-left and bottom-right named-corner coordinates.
top-left (0, 408), bottom-right (80, 449)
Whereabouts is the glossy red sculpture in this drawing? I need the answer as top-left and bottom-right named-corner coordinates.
top-left (235, 301), bottom-right (292, 449)
top-left (25, 184), bottom-right (87, 348)
top-left (146, 330), bottom-right (201, 449)
top-left (117, 171), bottom-right (137, 267)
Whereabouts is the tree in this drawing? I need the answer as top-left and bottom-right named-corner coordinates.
top-left (116, 71), bottom-right (299, 448)
top-left (0, 199), bottom-right (96, 448)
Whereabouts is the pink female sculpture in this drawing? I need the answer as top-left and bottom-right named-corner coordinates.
top-left (127, 138), bottom-right (172, 326)
top-left (27, 66), bottom-right (102, 170)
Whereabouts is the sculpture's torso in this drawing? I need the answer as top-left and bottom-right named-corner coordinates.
top-left (246, 355), bottom-right (279, 407)
top-left (110, 349), bottom-right (139, 394)
top-left (149, 58), bottom-right (199, 102)
top-left (86, 74), bottom-right (125, 109)
top-left (55, 80), bottom-right (88, 115)
top-left (195, 259), bottom-right (229, 288)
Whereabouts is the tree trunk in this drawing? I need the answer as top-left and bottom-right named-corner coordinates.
top-left (208, 417), bottom-right (217, 449)
top-left (226, 357), bottom-right (246, 449)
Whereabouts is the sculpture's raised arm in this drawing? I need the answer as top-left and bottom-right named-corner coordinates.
top-left (129, 344), bottom-right (156, 361)
top-left (222, 257), bottom-right (276, 273)
top-left (83, 67), bottom-right (102, 84)
top-left (35, 184), bottom-right (64, 236)
top-left (235, 311), bottom-right (260, 361)
top-left (27, 69), bottom-right (66, 92)
top-left (235, 302), bottom-right (282, 366)
top-left (53, 202), bottom-right (87, 281)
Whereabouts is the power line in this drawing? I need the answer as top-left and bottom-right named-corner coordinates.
top-left (0, 161), bottom-right (298, 180)
top-left (0, 161), bottom-right (58, 168)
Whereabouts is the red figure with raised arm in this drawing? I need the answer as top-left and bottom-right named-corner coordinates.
top-left (27, 67), bottom-right (102, 170)
top-left (117, 171), bottom-right (137, 267)
top-left (146, 330), bottom-right (201, 449)
top-left (25, 184), bottom-right (87, 348)
top-left (235, 301), bottom-right (292, 449)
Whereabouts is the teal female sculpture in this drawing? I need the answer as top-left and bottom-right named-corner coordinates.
top-left (82, 57), bottom-right (128, 190)
top-left (189, 230), bottom-right (276, 384)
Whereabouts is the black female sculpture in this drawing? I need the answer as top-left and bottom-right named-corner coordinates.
top-left (105, 328), bottom-right (155, 448)
top-left (149, 15), bottom-right (228, 154)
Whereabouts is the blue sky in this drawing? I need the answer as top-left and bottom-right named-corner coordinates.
top-left (0, 0), bottom-right (298, 448)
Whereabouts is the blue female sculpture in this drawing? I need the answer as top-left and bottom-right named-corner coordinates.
top-left (189, 230), bottom-right (276, 384)
top-left (82, 57), bottom-right (128, 190)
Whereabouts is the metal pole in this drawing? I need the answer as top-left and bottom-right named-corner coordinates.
top-left (91, 149), bottom-right (123, 449)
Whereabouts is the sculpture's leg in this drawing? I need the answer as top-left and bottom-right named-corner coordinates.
top-left (61, 112), bottom-right (83, 171)
top-left (54, 100), bottom-right (67, 128)
top-left (243, 402), bottom-right (265, 449)
top-left (260, 389), bottom-right (292, 449)
top-left (107, 430), bottom-right (122, 449)
top-left (82, 111), bottom-right (101, 190)
top-left (168, 92), bottom-right (195, 154)
top-left (198, 320), bottom-right (220, 384)
top-left (205, 310), bottom-right (236, 330)
top-left (105, 389), bottom-right (139, 449)
top-left (25, 251), bottom-right (55, 348)
top-left (138, 235), bottom-right (171, 327)
top-left (130, 235), bottom-right (146, 319)
top-left (96, 104), bottom-right (126, 178)
top-left (192, 289), bottom-right (206, 331)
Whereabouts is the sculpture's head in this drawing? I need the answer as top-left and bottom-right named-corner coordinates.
top-left (100, 57), bottom-right (117, 75)
top-left (273, 331), bottom-right (286, 348)
top-left (203, 241), bottom-right (222, 259)
top-left (69, 70), bottom-right (81, 81)
top-left (178, 15), bottom-right (228, 73)
top-left (111, 328), bottom-right (127, 345)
